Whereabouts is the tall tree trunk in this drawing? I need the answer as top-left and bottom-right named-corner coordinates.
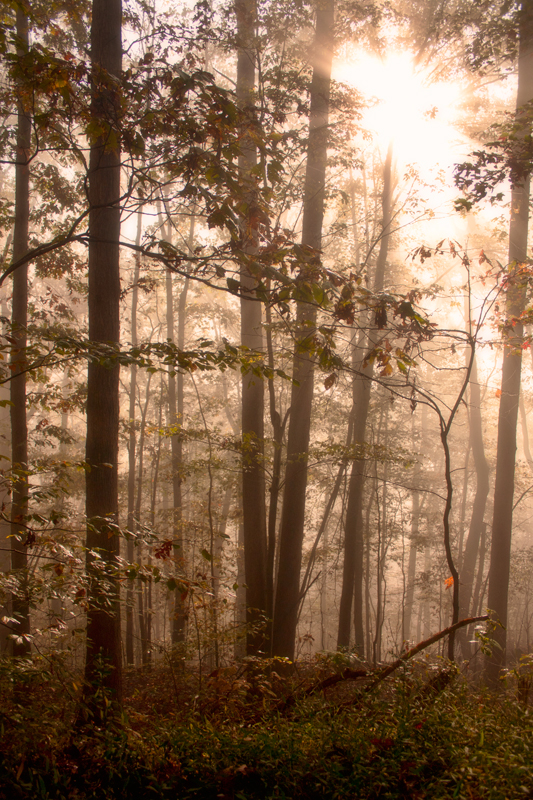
top-left (161, 209), bottom-right (191, 647)
top-left (235, 0), bottom-right (269, 655)
top-left (458, 356), bottom-right (490, 659)
top-left (337, 339), bottom-right (370, 652)
top-left (265, 297), bottom-right (285, 626)
top-left (472, 523), bottom-right (487, 618)
top-left (145, 398), bottom-right (163, 669)
top-left (0, 260), bottom-right (12, 644)
top-left (84, 0), bottom-right (122, 703)
top-left (271, 0), bottom-right (334, 660)
top-left (126, 200), bottom-right (142, 667)
top-left (403, 421), bottom-right (420, 644)
top-left (135, 372), bottom-right (152, 664)
top-left (167, 266), bottom-right (184, 645)
top-left (297, 408), bottom-right (355, 620)
top-left (337, 142), bottom-right (393, 653)
top-left (520, 389), bottom-right (533, 471)
top-left (486, 0), bottom-right (533, 684)
top-left (10, 4), bottom-right (31, 658)
top-left (364, 487), bottom-right (374, 660)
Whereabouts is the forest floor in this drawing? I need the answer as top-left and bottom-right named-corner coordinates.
top-left (1, 653), bottom-right (533, 799)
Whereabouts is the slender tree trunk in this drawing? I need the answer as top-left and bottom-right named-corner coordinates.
top-left (298, 408), bottom-right (355, 620)
top-left (458, 357), bottom-right (490, 659)
top-left (134, 372), bottom-right (152, 663)
top-left (520, 389), bottom-right (533, 471)
top-left (265, 298), bottom-right (285, 626)
top-left (126, 200), bottom-right (142, 667)
top-left (162, 209), bottom-right (191, 646)
top-left (0, 265), bottom-right (12, 653)
top-left (364, 487), bottom-right (373, 660)
top-left (10, 5), bottom-right (31, 658)
top-left (486, 0), bottom-right (533, 684)
top-left (272, 0), bottom-right (334, 660)
top-left (144, 402), bottom-right (163, 668)
top-left (373, 476), bottom-right (383, 664)
top-left (234, 522), bottom-right (247, 660)
top-left (337, 143), bottom-right (393, 653)
top-left (235, 0), bottom-right (269, 655)
top-left (84, 0), bottom-right (122, 703)
top-left (472, 523), bottom-right (487, 617)
top-left (167, 267), bottom-right (184, 645)
top-left (403, 426), bottom-right (420, 644)
top-left (337, 347), bottom-right (371, 651)
top-left (457, 444), bottom-right (471, 572)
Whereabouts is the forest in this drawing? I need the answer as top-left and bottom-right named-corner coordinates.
top-left (2, 0), bottom-right (533, 797)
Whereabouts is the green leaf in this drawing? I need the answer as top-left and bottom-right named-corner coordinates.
top-left (226, 278), bottom-right (241, 294)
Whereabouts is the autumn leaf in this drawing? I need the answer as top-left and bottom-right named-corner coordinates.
top-left (444, 576), bottom-right (454, 589)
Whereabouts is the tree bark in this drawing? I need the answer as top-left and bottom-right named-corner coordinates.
top-left (271, 0), bottom-right (334, 661)
top-left (265, 297), bottom-right (286, 627)
top-left (458, 356), bottom-right (490, 659)
top-left (10, 4), bottom-right (31, 658)
top-left (84, 0), bottom-right (122, 703)
top-left (486, 0), bottom-right (533, 684)
top-left (125, 200), bottom-right (142, 667)
top-left (403, 417), bottom-right (420, 644)
top-left (235, 0), bottom-right (269, 655)
top-left (166, 264), bottom-right (187, 645)
top-left (134, 372), bottom-right (152, 665)
top-left (337, 349), bottom-right (371, 652)
top-left (337, 142), bottom-right (393, 653)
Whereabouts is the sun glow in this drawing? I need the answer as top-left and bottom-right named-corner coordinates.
top-left (334, 50), bottom-right (476, 255)
top-left (335, 51), bottom-right (464, 169)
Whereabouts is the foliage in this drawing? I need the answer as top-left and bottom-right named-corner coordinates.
top-left (1, 657), bottom-right (533, 798)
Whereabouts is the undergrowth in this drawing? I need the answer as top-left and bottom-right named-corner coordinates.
top-left (1, 654), bottom-right (532, 799)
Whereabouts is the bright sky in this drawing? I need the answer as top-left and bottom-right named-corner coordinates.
top-left (332, 48), bottom-right (519, 367)
top-left (333, 49), bottom-right (517, 284)
top-left (335, 50), bottom-right (465, 168)
top-left (333, 51), bottom-right (473, 278)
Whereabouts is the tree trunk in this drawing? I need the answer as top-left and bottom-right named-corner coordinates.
top-left (166, 266), bottom-right (185, 645)
top-left (271, 0), bottom-right (334, 660)
top-left (235, 0), bottom-right (269, 655)
top-left (0, 255), bottom-right (13, 655)
top-left (403, 421), bottom-right (420, 644)
top-left (145, 398), bottom-right (163, 669)
top-left (126, 200), bottom-right (142, 667)
top-left (265, 297), bottom-right (285, 627)
top-left (458, 356), bottom-right (490, 659)
top-left (134, 372), bottom-right (152, 664)
top-left (337, 143), bottom-right (393, 653)
top-left (486, 0), bottom-right (533, 684)
top-left (10, 4), bottom-right (31, 658)
top-left (297, 408), bottom-right (355, 621)
top-left (364, 487), bottom-right (374, 660)
top-left (160, 204), bottom-right (191, 647)
top-left (84, 0), bottom-right (122, 703)
top-left (337, 349), bottom-right (371, 652)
